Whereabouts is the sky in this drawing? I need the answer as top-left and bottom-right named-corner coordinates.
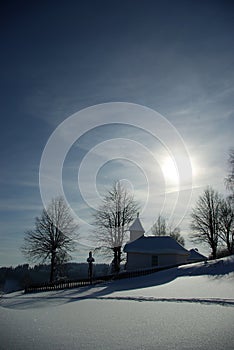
top-left (0, 0), bottom-right (234, 266)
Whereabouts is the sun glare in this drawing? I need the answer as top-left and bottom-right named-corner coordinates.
top-left (160, 154), bottom-right (197, 186)
top-left (161, 157), bottom-right (179, 184)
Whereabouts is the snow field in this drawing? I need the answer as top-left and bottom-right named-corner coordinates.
top-left (1, 256), bottom-right (234, 349)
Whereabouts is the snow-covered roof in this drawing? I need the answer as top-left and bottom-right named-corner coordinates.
top-left (188, 249), bottom-right (207, 261)
top-left (124, 236), bottom-right (189, 255)
top-left (129, 216), bottom-right (145, 233)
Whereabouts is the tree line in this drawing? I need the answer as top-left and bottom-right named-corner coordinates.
top-left (21, 149), bottom-right (234, 282)
top-left (0, 263), bottom-right (110, 293)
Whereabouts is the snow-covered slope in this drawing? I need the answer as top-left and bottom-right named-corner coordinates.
top-left (1, 256), bottom-right (234, 350)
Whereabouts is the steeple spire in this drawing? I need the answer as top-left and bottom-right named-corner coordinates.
top-left (129, 214), bottom-right (145, 242)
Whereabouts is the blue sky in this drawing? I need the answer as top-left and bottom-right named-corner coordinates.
top-left (1, 0), bottom-right (234, 266)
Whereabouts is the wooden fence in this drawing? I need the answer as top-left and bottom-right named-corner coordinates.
top-left (24, 263), bottom-right (181, 294)
top-left (24, 276), bottom-right (110, 293)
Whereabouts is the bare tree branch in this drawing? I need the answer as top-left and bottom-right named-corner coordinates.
top-left (225, 148), bottom-right (234, 196)
top-left (22, 196), bottom-right (79, 282)
top-left (151, 215), bottom-right (185, 246)
top-left (190, 187), bottom-right (221, 259)
top-left (92, 181), bottom-right (139, 273)
top-left (218, 197), bottom-right (234, 254)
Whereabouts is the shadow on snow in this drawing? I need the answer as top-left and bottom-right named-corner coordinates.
top-left (1, 256), bottom-right (234, 310)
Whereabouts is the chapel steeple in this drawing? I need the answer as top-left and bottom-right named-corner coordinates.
top-left (129, 214), bottom-right (145, 242)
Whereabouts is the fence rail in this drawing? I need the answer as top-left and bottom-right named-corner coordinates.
top-left (24, 263), bottom-right (182, 294)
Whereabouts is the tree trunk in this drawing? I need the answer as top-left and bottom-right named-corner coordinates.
top-left (112, 246), bottom-right (121, 274)
top-left (117, 246), bottom-right (121, 271)
top-left (50, 251), bottom-right (56, 283)
top-left (226, 239), bottom-right (233, 255)
top-left (211, 245), bottom-right (217, 260)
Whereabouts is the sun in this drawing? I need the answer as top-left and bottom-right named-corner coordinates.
top-left (161, 156), bottom-right (179, 184)
top-left (161, 154), bottom-right (197, 186)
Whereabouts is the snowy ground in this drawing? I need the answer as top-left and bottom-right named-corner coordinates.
top-left (1, 256), bottom-right (234, 350)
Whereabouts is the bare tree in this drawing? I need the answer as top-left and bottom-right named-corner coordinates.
top-left (93, 181), bottom-right (139, 273)
top-left (168, 227), bottom-right (185, 246)
top-left (22, 197), bottom-right (79, 282)
top-left (151, 215), bottom-right (185, 246)
top-left (151, 215), bottom-right (167, 236)
top-left (225, 149), bottom-right (234, 196)
top-left (218, 197), bottom-right (234, 254)
top-left (190, 187), bottom-right (221, 259)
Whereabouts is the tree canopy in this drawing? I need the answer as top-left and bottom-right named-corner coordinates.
top-left (151, 215), bottom-right (185, 246)
top-left (93, 181), bottom-right (139, 272)
top-left (190, 187), bottom-right (220, 259)
top-left (22, 196), bottom-right (79, 282)
top-left (225, 149), bottom-right (234, 195)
